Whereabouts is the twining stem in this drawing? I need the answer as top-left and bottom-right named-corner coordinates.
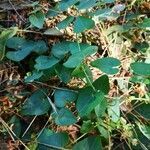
top-left (76, 34), bottom-right (96, 92)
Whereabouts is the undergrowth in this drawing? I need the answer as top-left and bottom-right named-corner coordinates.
top-left (0, 0), bottom-right (150, 149)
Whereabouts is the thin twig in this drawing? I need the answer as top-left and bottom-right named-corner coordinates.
top-left (22, 115), bottom-right (37, 137)
top-left (8, 0), bottom-right (26, 23)
top-left (0, 117), bottom-right (30, 150)
top-left (35, 116), bottom-right (51, 140)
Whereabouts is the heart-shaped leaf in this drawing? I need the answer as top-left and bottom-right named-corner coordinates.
top-left (55, 65), bottom-right (73, 83)
top-left (74, 16), bottom-right (95, 33)
top-left (95, 98), bottom-right (107, 117)
top-left (64, 45), bottom-right (97, 68)
top-left (52, 41), bottom-right (97, 59)
top-left (37, 128), bottom-right (69, 149)
top-left (46, 7), bottom-right (59, 17)
top-left (6, 47), bottom-right (32, 61)
top-left (76, 88), bottom-right (104, 117)
top-left (54, 89), bottom-right (78, 107)
top-left (77, 0), bottom-right (97, 10)
top-left (131, 62), bottom-right (150, 76)
top-left (34, 56), bottom-right (59, 70)
top-left (58, 0), bottom-right (79, 11)
top-left (55, 108), bottom-right (77, 126)
top-left (57, 16), bottom-right (74, 29)
top-left (91, 57), bottom-right (121, 75)
top-left (29, 11), bottom-right (45, 29)
top-left (51, 41), bottom-right (71, 59)
top-left (72, 64), bottom-right (93, 84)
top-left (63, 53), bottom-right (83, 68)
top-left (6, 37), bottom-right (27, 49)
top-left (73, 136), bottom-right (102, 150)
top-left (6, 38), bottom-right (48, 61)
top-left (93, 75), bottom-right (110, 94)
top-left (21, 89), bottom-right (50, 115)
top-left (7, 37), bottom-right (48, 53)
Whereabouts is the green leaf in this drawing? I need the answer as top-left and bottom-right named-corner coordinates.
top-left (0, 27), bottom-right (18, 60)
top-left (135, 103), bottom-right (150, 119)
top-left (39, 67), bottom-right (56, 82)
top-left (31, 40), bottom-right (48, 54)
top-left (133, 41), bottom-right (149, 53)
top-left (130, 62), bottom-right (150, 76)
top-left (72, 64), bottom-right (93, 84)
top-left (57, 16), bottom-right (74, 29)
top-left (34, 56), bottom-right (59, 70)
top-left (91, 57), bottom-right (121, 75)
top-left (133, 127), bottom-right (150, 150)
top-left (6, 38), bottom-right (48, 61)
top-left (54, 89), bottom-right (78, 107)
top-left (73, 136), bottom-right (102, 150)
top-left (137, 122), bottom-right (150, 140)
top-left (97, 119), bottom-right (109, 139)
top-left (6, 37), bottom-right (27, 49)
top-left (139, 18), bottom-right (150, 29)
top-left (80, 120), bottom-right (94, 133)
top-left (29, 11), bottom-right (45, 29)
top-left (69, 43), bottom-right (96, 54)
top-left (24, 71), bottom-right (43, 82)
top-left (64, 53), bottom-right (83, 68)
top-left (74, 16), bottom-right (95, 33)
top-left (46, 7), bottom-right (59, 17)
top-left (55, 65), bottom-right (73, 83)
top-left (6, 47), bottom-right (31, 61)
top-left (52, 41), bottom-right (97, 59)
top-left (130, 75), bottom-right (150, 84)
top-left (64, 45), bottom-right (97, 68)
top-left (93, 75), bottom-right (109, 94)
top-left (51, 41), bottom-right (71, 59)
top-left (44, 28), bottom-right (63, 36)
top-left (95, 98), bottom-right (107, 117)
top-left (37, 128), bottom-right (69, 149)
top-left (55, 108), bottom-right (77, 126)
top-left (77, 0), bottom-right (97, 10)
top-left (76, 88), bottom-right (104, 117)
top-left (7, 37), bottom-right (48, 53)
top-left (58, 0), bottom-right (79, 11)
top-left (21, 89), bottom-right (50, 115)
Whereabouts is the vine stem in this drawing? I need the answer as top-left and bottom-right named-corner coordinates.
top-left (81, 65), bottom-right (96, 91)
top-left (31, 81), bottom-right (78, 93)
top-left (76, 34), bottom-right (96, 92)
top-left (73, 133), bottom-right (87, 144)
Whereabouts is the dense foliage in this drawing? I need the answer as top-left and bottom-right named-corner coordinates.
top-left (0, 0), bottom-right (150, 149)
